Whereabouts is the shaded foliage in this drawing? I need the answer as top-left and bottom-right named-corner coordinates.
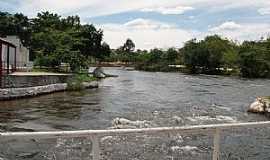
top-left (1, 11), bottom-right (270, 78)
top-left (182, 35), bottom-right (238, 74)
top-left (108, 35), bottom-right (270, 78)
top-left (239, 39), bottom-right (270, 78)
top-left (0, 12), bottom-right (31, 46)
top-left (0, 11), bottom-right (111, 71)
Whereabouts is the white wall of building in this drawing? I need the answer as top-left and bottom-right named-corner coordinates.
top-left (1, 44), bottom-right (8, 68)
top-left (2, 36), bottom-right (30, 67)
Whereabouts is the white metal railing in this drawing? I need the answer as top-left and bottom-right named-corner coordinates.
top-left (1, 121), bottom-right (270, 160)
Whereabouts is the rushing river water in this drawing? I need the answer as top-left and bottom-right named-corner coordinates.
top-left (1, 68), bottom-right (270, 160)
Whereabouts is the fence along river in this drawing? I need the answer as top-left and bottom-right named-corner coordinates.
top-left (1, 67), bottom-right (270, 159)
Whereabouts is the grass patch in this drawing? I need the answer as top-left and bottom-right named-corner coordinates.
top-left (67, 74), bottom-right (97, 91)
top-left (32, 68), bottom-right (53, 72)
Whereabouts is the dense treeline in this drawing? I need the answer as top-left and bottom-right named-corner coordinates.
top-left (0, 11), bottom-right (110, 71)
top-left (1, 11), bottom-right (269, 78)
top-left (108, 35), bottom-right (270, 78)
top-left (183, 36), bottom-right (270, 78)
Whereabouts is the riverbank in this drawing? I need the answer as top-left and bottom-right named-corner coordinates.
top-left (135, 64), bottom-right (240, 77)
top-left (0, 72), bottom-right (99, 101)
top-left (0, 81), bottom-right (98, 101)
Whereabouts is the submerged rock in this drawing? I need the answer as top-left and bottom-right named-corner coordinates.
top-left (111, 117), bottom-right (152, 129)
top-left (186, 115), bottom-right (236, 123)
top-left (248, 97), bottom-right (270, 114)
top-left (172, 116), bottom-right (184, 124)
top-left (171, 145), bottom-right (199, 155)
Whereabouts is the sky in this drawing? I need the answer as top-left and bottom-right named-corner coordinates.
top-left (1, 0), bottom-right (270, 49)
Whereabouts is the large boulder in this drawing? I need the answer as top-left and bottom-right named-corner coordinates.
top-left (93, 67), bottom-right (106, 78)
top-left (248, 97), bottom-right (270, 114)
top-left (92, 67), bottom-right (118, 78)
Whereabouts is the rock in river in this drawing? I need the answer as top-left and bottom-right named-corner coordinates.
top-left (93, 67), bottom-right (118, 78)
top-left (248, 97), bottom-right (270, 114)
top-left (111, 117), bottom-right (153, 129)
top-left (93, 67), bottom-right (107, 78)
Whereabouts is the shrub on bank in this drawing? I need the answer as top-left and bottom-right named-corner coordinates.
top-left (67, 74), bottom-right (97, 91)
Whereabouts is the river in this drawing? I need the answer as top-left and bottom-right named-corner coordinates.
top-left (1, 67), bottom-right (270, 159)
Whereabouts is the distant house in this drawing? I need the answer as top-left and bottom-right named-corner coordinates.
top-left (0, 36), bottom-right (30, 74)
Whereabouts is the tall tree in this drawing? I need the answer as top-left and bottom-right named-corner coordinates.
top-left (122, 38), bottom-right (135, 53)
top-left (97, 42), bottom-right (111, 61)
top-left (239, 40), bottom-right (270, 78)
top-left (0, 12), bottom-right (31, 46)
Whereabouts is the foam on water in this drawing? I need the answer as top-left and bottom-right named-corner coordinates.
top-left (186, 115), bottom-right (237, 123)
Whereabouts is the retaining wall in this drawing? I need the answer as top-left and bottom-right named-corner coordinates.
top-left (0, 81), bottom-right (98, 101)
top-left (2, 75), bottom-right (73, 88)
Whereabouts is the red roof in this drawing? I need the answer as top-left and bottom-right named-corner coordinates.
top-left (0, 38), bottom-right (16, 48)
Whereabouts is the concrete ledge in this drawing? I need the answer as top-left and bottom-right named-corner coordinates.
top-left (2, 74), bottom-right (73, 88)
top-left (0, 81), bottom-right (98, 101)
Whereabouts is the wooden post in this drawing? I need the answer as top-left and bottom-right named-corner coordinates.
top-left (14, 47), bottom-right (17, 72)
top-left (7, 46), bottom-right (9, 74)
top-left (92, 136), bottom-right (100, 160)
top-left (213, 129), bottom-right (221, 160)
top-left (0, 43), bottom-right (2, 88)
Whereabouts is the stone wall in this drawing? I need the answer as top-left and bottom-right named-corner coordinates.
top-left (0, 81), bottom-right (98, 101)
top-left (2, 75), bottom-right (73, 88)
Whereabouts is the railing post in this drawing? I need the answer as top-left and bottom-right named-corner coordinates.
top-left (0, 43), bottom-right (2, 88)
top-left (7, 46), bottom-right (9, 74)
top-left (92, 136), bottom-right (100, 160)
top-left (213, 129), bottom-right (221, 160)
top-left (14, 46), bottom-right (16, 72)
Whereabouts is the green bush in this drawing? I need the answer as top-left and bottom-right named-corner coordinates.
top-left (67, 74), bottom-right (97, 91)
top-left (34, 55), bottom-right (60, 68)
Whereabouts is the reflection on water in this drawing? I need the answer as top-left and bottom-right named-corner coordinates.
top-left (1, 67), bottom-right (270, 159)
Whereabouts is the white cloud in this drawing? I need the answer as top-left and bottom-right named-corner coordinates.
top-left (16, 0), bottom-right (182, 17)
top-left (209, 21), bottom-right (242, 32)
top-left (141, 6), bottom-right (194, 15)
top-left (100, 19), bottom-right (199, 50)
top-left (258, 7), bottom-right (270, 15)
top-left (9, 0), bottom-right (270, 49)
top-left (208, 21), bottom-right (270, 41)
top-left (17, 0), bottom-right (97, 17)
top-left (101, 19), bottom-right (270, 50)
top-left (124, 18), bottom-right (175, 30)
top-left (15, 0), bottom-right (270, 18)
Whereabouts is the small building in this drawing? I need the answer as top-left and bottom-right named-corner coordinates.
top-left (2, 36), bottom-right (30, 69)
top-left (0, 37), bottom-right (17, 74)
top-left (0, 36), bottom-right (30, 74)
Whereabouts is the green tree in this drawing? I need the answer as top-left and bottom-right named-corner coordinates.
top-left (97, 42), bottom-right (111, 61)
top-left (148, 48), bottom-right (163, 64)
top-left (239, 40), bottom-right (270, 78)
top-left (182, 35), bottom-right (237, 73)
top-left (123, 38), bottom-right (135, 53)
top-left (182, 39), bottom-right (209, 72)
top-left (77, 24), bottom-right (103, 58)
top-left (164, 48), bottom-right (179, 64)
top-left (0, 12), bottom-right (31, 46)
